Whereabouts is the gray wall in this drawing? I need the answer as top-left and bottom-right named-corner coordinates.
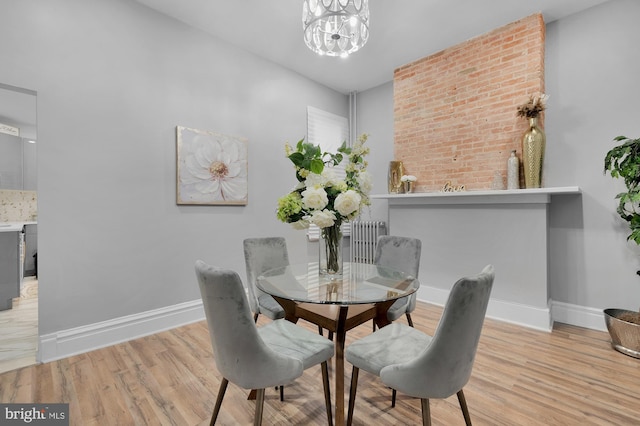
top-left (356, 0), bottom-right (640, 325)
top-left (23, 140), bottom-right (37, 191)
top-left (0, 0), bottom-right (347, 336)
top-left (2, 0), bottom-right (638, 352)
top-left (545, 0), bottom-right (640, 312)
top-left (0, 134), bottom-right (36, 191)
top-left (354, 82), bottom-right (394, 224)
top-left (0, 133), bottom-right (23, 189)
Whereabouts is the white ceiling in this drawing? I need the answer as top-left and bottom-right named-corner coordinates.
top-left (135, 0), bottom-right (610, 94)
top-left (0, 0), bottom-right (611, 131)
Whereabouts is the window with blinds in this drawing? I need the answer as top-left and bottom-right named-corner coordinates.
top-left (306, 106), bottom-right (351, 241)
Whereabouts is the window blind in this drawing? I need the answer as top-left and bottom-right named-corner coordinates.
top-left (306, 106), bottom-right (350, 241)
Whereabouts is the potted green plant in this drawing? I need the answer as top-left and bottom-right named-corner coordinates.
top-left (603, 135), bottom-right (640, 358)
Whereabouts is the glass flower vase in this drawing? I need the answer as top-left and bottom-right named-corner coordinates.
top-left (319, 224), bottom-right (343, 279)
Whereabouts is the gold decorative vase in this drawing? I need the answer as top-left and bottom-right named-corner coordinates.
top-left (521, 117), bottom-right (546, 188)
top-left (388, 161), bottom-right (404, 194)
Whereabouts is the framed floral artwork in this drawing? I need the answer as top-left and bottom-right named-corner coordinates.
top-left (176, 126), bottom-right (248, 205)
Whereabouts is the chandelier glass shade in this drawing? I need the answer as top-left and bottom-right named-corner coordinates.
top-left (302, 0), bottom-right (370, 57)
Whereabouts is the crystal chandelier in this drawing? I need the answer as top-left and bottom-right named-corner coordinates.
top-left (302, 0), bottom-right (370, 58)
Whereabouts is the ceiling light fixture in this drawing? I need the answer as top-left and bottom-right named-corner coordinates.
top-left (302, 0), bottom-right (369, 58)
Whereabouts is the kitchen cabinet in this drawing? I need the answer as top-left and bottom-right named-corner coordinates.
top-left (0, 228), bottom-right (21, 310)
top-left (24, 224), bottom-right (37, 276)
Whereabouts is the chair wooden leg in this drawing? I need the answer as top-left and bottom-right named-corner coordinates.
top-left (321, 361), bottom-right (333, 426)
top-left (457, 389), bottom-right (472, 426)
top-left (347, 366), bottom-right (359, 426)
top-left (251, 387), bottom-right (283, 401)
top-left (211, 378), bottom-right (228, 426)
top-left (391, 389), bottom-right (397, 407)
top-left (420, 398), bottom-right (431, 426)
top-left (254, 388), bottom-right (265, 426)
top-left (406, 313), bottom-right (414, 327)
top-left (317, 326), bottom-right (335, 342)
top-left (253, 313), bottom-right (259, 323)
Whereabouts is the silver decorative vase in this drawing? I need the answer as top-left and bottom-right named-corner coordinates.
top-left (507, 150), bottom-right (520, 190)
top-left (604, 308), bottom-right (640, 358)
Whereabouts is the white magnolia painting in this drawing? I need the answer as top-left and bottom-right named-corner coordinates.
top-left (176, 126), bottom-right (248, 205)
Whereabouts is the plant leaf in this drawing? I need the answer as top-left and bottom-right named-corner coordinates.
top-left (310, 158), bottom-right (324, 174)
top-left (288, 152), bottom-right (305, 168)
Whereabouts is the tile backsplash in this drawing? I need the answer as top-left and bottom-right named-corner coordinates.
top-left (0, 190), bottom-right (37, 222)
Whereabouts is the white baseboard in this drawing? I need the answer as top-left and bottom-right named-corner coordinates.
top-left (417, 286), bottom-right (552, 331)
top-left (486, 298), bottom-right (553, 332)
top-left (37, 292), bottom-right (608, 364)
top-left (417, 286), bottom-right (607, 333)
top-left (38, 300), bottom-right (205, 363)
top-left (551, 300), bottom-right (607, 332)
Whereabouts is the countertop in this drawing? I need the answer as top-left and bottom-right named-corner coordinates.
top-left (0, 221), bottom-right (37, 233)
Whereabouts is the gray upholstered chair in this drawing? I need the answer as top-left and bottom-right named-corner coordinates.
top-left (345, 265), bottom-right (495, 426)
top-left (195, 260), bottom-right (335, 426)
top-left (374, 235), bottom-right (422, 327)
top-left (243, 237), bottom-right (288, 322)
top-left (244, 237), bottom-right (329, 338)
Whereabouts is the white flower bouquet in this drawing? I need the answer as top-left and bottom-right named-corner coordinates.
top-left (276, 134), bottom-right (371, 275)
top-left (276, 133), bottom-right (371, 230)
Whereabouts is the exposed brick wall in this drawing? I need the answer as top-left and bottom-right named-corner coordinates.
top-left (393, 14), bottom-right (545, 191)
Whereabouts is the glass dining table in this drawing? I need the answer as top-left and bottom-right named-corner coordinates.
top-left (257, 262), bottom-right (420, 425)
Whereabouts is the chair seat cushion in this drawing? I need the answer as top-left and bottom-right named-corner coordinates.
top-left (259, 320), bottom-right (335, 369)
top-left (257, 293), bottom-right (286, 320)
top-left (386, 296), bottom-right (410, 321)
top-left (345, 323), bottom-right (431, 376)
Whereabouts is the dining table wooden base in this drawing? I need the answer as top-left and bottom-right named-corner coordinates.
top-left (256, 262), bottom-right (419, 425)
top-left (273, 297), bottom-right (398, 425)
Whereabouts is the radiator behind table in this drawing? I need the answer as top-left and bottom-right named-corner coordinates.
top-left (349, 221), bottom-right (386, 264)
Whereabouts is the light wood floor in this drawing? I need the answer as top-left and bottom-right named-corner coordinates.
top-left (1, 301), bottom-right (639, 425)
top-left (0, 277), bottom-right (37, 374)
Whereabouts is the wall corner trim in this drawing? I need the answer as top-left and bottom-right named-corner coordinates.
top-left (551, 300), bottom-right (607, 332)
